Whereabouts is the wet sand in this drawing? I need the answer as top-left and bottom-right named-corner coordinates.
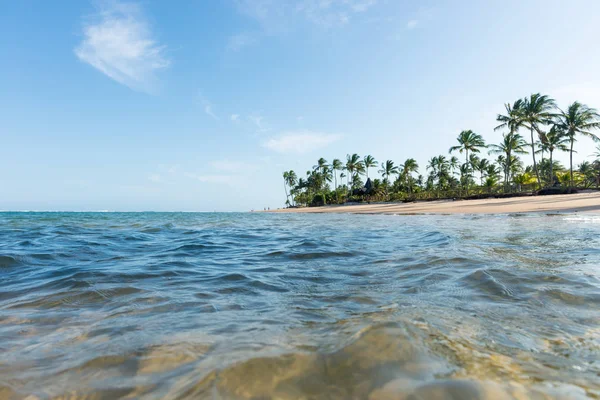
top-left (270, 192), bottom-right (600, 214)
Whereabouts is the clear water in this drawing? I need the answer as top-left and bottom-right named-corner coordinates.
top-left (1, 212), bottom-right (599, 399)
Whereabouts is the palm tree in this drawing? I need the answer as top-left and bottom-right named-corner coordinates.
top-left (540, 125), bottom-right (569, 186)
top-left (313, 158), bottom-right (329, 175)
top-left (476, 158), bottom-right (490, 186)
top-left (283, 170), bottom-right (297, 206)
top-left (400, 158), bottom-right (419, 194)
top-left (449, 130), bottom-right (486, 195)
top-left (346, 153), bottom-right (364, 190)
top-left (282, 171), bottom-right (291, 206)
top-left (331, 159), bottom-right (343, 203)
top-left (449, 156), bottom-right (460, 178)
top-left (378, 160), bottom-right (399, 192)
top-left (519, 93), bottom-right (557, 188)
top-left (427, 155), bottom-right (450, 195)
top-left (488, 132), bottom-right (528, 191)
top-left (363, 155), bottom-right (378, 180)
top-left (556, 102), bottom-right (600, 188)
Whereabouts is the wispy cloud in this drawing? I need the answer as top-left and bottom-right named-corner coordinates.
top-left (198, 92), bottom-right (219, 120)
top-left (227, 32), bottom-right (258, 51)
top-left (263, 131), bottom-right (342, 154)
top-left (249, 113), bottom-right (268, 132)
top-left (210, 160), bottom-right (259, 173)
top-left (234, 0), bottom-right (379, 31)
top-left (74, 1), bottom-right (170, 93)
top-left (230, 114), bottom-right (240, 122)
top-left (406, 19), bottom-right (418, 30)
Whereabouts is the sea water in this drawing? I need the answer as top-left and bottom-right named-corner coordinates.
top-left (1, 212), bottom-right (599, 399)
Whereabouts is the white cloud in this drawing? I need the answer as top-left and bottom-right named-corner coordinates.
top-left (74, 2), bottom-right (170, 93)
top-left (198, 92), bottom-right (219, 120)
top-left (350, 0), bottom-right (377, 13)
top-left (228, 32), bottom-right (258, 51)
top-left (263, 131), bottom-right (342, 154)
top-left (249, 113), bottom-right (268, 132)
top-left (211, 160), bottom-right (259, 173)
top-left (406, 19), bottom-right (418, 30)
top-left (230, 114), bottom-right (240, 122)
top-left (235, 0), bottom-right (379, 30)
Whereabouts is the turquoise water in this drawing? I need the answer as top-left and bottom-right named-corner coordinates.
top-left (1, 212), bottom-right (599, 399)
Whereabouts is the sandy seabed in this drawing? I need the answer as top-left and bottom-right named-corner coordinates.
top-left (268, 192), bottom-right (600, 215)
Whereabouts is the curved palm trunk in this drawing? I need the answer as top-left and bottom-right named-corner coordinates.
top-left (530, 127), bottom-right (541, 189)
top-left (283, 179), bottom-right (289, 207)
top-left (465, 150), bottom-right (469, 196)
top-left (333, 171), bottom-right (338, 204)
top-left (549, 150), bottom-right (554, 187)
top-left (505, 149), bottom-right (511, 193)
top-left (570, 139), bottom-right (574, 189)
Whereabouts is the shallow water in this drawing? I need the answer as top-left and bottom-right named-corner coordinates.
top-left (1, 212), bottom-right (599, 399)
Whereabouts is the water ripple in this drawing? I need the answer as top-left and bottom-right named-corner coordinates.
top-left (0, 212), bottom-right (599, 399)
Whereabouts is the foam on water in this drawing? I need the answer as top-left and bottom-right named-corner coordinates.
top-left (0, 212), bottom-right (599, 399)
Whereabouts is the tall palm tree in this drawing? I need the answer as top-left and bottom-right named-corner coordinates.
top-left (427, 155), bottom-right (449, 195)
top-left (282, 171), bottom-right (291, 206)
top-left (556, 102), bottom-right (600, 188)
top-left (400, 158), bottom-right (419, 194)
top-left (449, 156), bottom-right (460, 178)
top-left (476, 158), bottom-right (490, 186)
top-left (332, 158), bottom-right (343, 203)
top-left (313, 158), bottom-right (329, 175)
top-left (488, 132), bottom-right (528, 191)
top-left (378, 160), bottom-right (399, 189)
top-left (449, 130), bottom-right (486, 195)
top-left (346, 153), bottom-right (364, 190)
top-left (363, 155), bottom-right (378, 180)
top-left (283, 170), bottom-right (297, 206)
top-left (519, 93), bottom-right (557, 188)
top-left (540, 125), bottom-right (569, 186)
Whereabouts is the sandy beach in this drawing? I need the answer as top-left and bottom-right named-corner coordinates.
top-left (269, 192), bottom-right (600, 214)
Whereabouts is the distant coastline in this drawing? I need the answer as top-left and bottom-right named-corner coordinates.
top-left (266, 191), bottom-right (600, 215)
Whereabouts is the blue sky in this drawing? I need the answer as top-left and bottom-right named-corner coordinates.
top-left (2, 0), bottom-right (600, 211)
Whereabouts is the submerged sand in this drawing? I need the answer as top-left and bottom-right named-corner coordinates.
top-left (269, 192), bottom-right (600, 215)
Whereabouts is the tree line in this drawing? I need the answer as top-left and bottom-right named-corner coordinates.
top-left (282, 94), bottom-right (600, 207)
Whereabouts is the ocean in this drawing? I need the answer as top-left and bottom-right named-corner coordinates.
top-left (1, 212), bottom-right (599, 399)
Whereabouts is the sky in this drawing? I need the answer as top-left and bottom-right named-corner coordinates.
top-left (2, 0), bottom-right (600, 211)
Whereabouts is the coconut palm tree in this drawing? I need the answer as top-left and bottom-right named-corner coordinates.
top-left (449, 156), bottom-right (460, 178)
top-left (518, 93), bottom-right (557, 188)
top-left (313, 158), bottom-right (329, 175)
top-left (363, 155), bottom-right (378, 179)
top-left (488, 132), bottom-right (528, 191)
top-left (378, 160), bottom-right (399, 191)
top-left (400, 158), bottom-right (419, 194)
top-left (282, 171), bottom-right (291, 206)
top-left (539, 125), bottom-right (569, 186)
top-left (556, 102), bottom-right (600, 188)
top-left (449, 130), bottom-right (486, 194)
top-left (476, 158), bottom-right (490, 186)
top-left (283, 170), bottom-right (298, 206)
top-left (345, 153), bottom-right (364, 190)
top-left (331, 159), bottom-right (343, 202)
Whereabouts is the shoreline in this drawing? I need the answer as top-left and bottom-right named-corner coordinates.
top-left (267, 192), bottom-right (600, 215)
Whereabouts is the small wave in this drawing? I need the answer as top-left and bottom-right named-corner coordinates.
top-left (0, 255), bottom-right (21, 268)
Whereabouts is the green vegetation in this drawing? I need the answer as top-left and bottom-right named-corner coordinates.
top-left (282, 93), bottom-right (600, 207)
